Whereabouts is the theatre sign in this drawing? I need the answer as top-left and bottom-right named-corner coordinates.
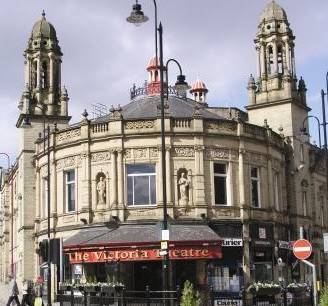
top-left (68, 245), bottom-right (222, 263)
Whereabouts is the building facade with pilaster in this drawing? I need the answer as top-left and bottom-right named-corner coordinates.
top-left (0, 1), bottom-right (327, 300)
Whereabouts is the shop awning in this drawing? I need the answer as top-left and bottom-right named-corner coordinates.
top-left (63, 223), bottom-right (222, 262)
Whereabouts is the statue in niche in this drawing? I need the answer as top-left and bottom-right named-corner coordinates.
top-left (178, 170), bottom-right (190, 206)
top-left (96, 175), bottom-right (106, 205)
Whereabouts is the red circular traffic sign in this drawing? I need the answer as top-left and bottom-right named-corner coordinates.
top-left (293, 239), bottom-right (312, 260)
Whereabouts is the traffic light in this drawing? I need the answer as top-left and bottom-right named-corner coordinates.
top-left (39, 239), bottom-right (48, 262)
top-left (50, 238), bottom-right (60, 265)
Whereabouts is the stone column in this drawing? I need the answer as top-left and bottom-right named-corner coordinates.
top-left (194, 146), bottom-right (206, 207)
top-left (165, 147), bottom-right (172, 205)
top-left (106, 173), bottom-right (110, 210)
top-left (50, 153), bottom-right (57, 215)
top-left (158, 146), bottom-right (163, 205)
top-left (238, 122), bottom-right (246, 207)
top-left (35, 168), bottom-right (41, 220)
top-left (260, 44), bottom-right (266, 77)
top-left (267, 157), bottom-right (274, 209)
top-left (117, 149), bottom-right (124, 220)
top-left (110, 151), bottom-right (117, 209)
top-left (36, 58), bottom-right (40, 89)
top-left (48, 53), bottom-right (54, 90)
top-left (256, 45), bottom-right (261, 77)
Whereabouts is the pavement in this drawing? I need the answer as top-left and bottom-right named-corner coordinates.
top-left (0, 282), bottom-right (10, 306)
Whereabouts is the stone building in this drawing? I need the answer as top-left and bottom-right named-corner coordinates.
top-left (0, 1), bottom-right (327, 300)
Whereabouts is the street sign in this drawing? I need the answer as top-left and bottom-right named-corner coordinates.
top-left (323, 233), bottom-right (328, 253)
top-left (293, 239), bottom-right (312, 260)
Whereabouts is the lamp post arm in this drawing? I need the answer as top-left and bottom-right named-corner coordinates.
top-left (165, 58), bottom-right (183, 75)
top-left (301, 115), bottom-right (322, 148)
top-left (0, 153), bottom-right (10, 170)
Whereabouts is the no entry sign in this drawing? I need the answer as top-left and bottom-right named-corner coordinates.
top-left (293, 239), bottom-right (312, 260)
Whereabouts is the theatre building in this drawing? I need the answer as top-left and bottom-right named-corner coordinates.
top-left (1, 1), bottom-right (328, 300)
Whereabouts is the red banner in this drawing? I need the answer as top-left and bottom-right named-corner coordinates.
top-left (67, 245), bottom-right (221, 263)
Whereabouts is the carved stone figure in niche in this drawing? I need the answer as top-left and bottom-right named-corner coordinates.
top-left (96, 174), bottom-right (106, 205)
top-left (178, 169), bottom-right (190, 206)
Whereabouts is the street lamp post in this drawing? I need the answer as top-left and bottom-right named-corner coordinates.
top-left (127, 1), bottom-right (190, 300)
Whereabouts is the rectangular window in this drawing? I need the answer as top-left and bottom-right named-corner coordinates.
top-left (214, 163), bottom-right (227, 205)
top-left (273, 173), bottom-right (279, 211)
top-left (42, 177), bottom-right (48, 218)
top-left (251, 167), bottom-right (260, 208)
top-left (127, 164), bottom-right (156, 206)
top-left (65, 170), bottom-right (75, 212)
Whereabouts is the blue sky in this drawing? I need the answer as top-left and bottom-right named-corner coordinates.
top-left (1, 0), bottom-right (328, 168)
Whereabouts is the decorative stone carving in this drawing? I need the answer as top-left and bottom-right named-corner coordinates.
top-left (173, 147), bottom-right (195, 157)
top-left (91, 152), bottom-right (111, 163)
top-left (56, 155), bottom-right (82, 170)
top-left (125, 120), bottom-right (155, 130)
top-left (206, 148), bottom-right (230, 159)
top-left (124, 149), bottom-right (132, 159)
top-left (134, 148), bottom-right (147, 159)
top-left (206, 120), bottom-right (237, 132)
top-left (150, 148), bottom-right (158, 158)
top-left (96, 173), bottom-right (106, 206)
top-left (249, 152), bottom-right (266, 165)
top-left (56, 129), bottom-right (81, 143)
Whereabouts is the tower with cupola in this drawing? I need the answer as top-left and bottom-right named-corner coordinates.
top-left (246, 1), bottom-right (309, 140)
top-left (15, 12), bottom-right (70, 282)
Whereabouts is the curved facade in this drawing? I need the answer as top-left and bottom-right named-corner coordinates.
top-left (0, 2), bottom-right (328, 301)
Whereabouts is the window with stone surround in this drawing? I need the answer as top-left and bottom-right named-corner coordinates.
top-left (251, 167), bottom-right (261, 208)
top-left (127, 164), bottom-right (156, 206)
top-left (214, 163), bottom-right (227, 205)
top-left (65, 170), bottom-right (76, 212)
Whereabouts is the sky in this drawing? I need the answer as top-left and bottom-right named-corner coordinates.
top-left (1, 0), bottom-right (328, 168)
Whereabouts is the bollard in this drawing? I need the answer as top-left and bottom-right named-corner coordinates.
top-left (146, 285), bottom-right (150, 306)
top-left (70, 288), bottom-right (74, 306)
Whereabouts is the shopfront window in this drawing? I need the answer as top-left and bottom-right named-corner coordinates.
top-left (65, 170), bottom-right (76, 212)
top-left (207, 264), bottom-right (242, 293)
top-left (214, 163), bottom-right (227, 205)
top-left (251, 167), bottom-right (260, 208)
top-left (254, 250), bottom-right (273, 282)
top-left (127, 164), bottom-right (156, 206)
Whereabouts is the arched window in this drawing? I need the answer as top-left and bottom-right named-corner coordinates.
top-left (267, 46), bottom-right (274, 75)
top-left (41, 62), bottom-right (48, 89)
top-left (154, 70), bottom-right (159, 82)
top-left (32, 61), bottom-right (38, 88)
top-left (277, 45), bottom-right (283, 74)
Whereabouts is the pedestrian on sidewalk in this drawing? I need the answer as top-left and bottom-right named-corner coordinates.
top-left (6, 275), bottom-right (21, 306)
top-left (21, 279), bottom-right (31, 306)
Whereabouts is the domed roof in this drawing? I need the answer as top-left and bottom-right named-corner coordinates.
top-left (146, 56), bottom-right (160, 71)
top-left (260, 1), bottom-right (287, 22)
top-left (190, 79), bottom-right (208, 93)
top-left (31, 11), bottom-right (57, 40)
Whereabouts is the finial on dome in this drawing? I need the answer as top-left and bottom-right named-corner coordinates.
top-left (42, 10), bottom-right (46, 18)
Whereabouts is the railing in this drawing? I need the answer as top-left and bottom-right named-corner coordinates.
top-left (91, 122), bottom-right (109, 134)
top-left (173, 118), bottom-right (191, 128)
top-left (130, 83), bottom-right (186, 100)
top-left (56, 286), bottom-right (313, 306)
top-left (243, 123), bottom-right (267, 138)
